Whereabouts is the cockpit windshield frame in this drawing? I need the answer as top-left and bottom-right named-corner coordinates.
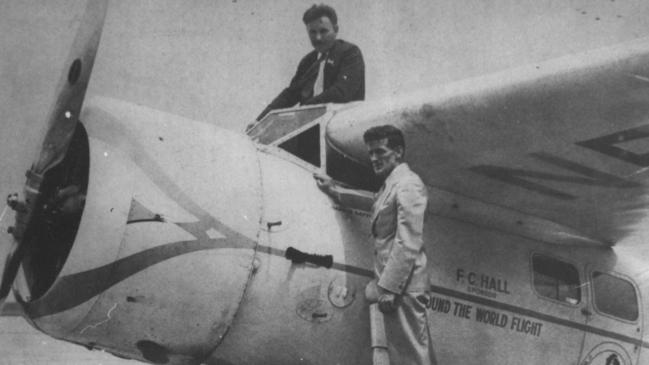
top-left (247, 104), bottom-right (329, 147)
top-left (247, 104), bottom-right (333, 171)
top-left (246, 102), bottom-right (374, 190)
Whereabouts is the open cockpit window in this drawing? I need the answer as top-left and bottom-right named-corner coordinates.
top-left (247, 105), bottom-right (327, 168)
top-left (278, 124), bottom-right (321, 167)
top-left (326, 140), bottom-right (381, 192)
top-left (246, 103), bottom-right (379, 190)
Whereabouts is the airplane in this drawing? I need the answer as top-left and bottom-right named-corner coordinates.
top-left (4, 0), bottom-right (649, 364)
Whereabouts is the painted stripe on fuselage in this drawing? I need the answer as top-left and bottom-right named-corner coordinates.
top-left (23, 238), bottom-right (247, 318)
top-left (429, 284), bottom-right (649, 348)
top-left (21, 239), bottom-right (370, 318)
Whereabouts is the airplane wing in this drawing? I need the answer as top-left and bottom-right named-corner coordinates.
top-left (325, 37), bottom-right (649, 246)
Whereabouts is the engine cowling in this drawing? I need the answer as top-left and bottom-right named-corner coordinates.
top-left (16, 97), bottom-right (262, 364)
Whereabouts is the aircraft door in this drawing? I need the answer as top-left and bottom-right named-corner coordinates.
top-left (579, 267), bottom-right (642, 365)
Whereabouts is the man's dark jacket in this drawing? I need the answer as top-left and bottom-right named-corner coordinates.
top-left (257, 39), bottom-right (364, 121)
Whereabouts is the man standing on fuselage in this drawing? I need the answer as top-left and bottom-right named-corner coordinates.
top-left (315, 125), bottom-right (435, 365)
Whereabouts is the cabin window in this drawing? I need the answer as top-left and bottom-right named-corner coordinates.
top-left (532, 254), bottom-right (580, 305)
top-left (591, 272), bottom-right (638, 322)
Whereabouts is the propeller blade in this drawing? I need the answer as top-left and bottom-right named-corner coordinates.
top-left (0, 231), bottom-right (27, 309)
top-left (0, 0), bottom-right (109, 307)
top-left (33, 0), bottom-right (108, 175)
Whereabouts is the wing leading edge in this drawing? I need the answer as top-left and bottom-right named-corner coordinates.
top-left (326, 37), bottom-right (649, 245)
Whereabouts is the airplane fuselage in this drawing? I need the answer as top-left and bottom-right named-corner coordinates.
top-left (9, 97), bottom-right (648, 365)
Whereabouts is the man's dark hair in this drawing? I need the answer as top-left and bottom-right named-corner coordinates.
top-left (303, 4), bottom-right (338, 25)
top-left (363, 125), bottom-right (405, 152)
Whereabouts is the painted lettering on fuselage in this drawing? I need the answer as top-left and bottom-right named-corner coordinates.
top-left (426, 295), bottom-right (543, 337)
top-left (428, 296), bottom-right (452, 314)
top-left (456, 268), bottom-right (510, 298)
top-left (469, 124), bottom-right (649, 200)
top-left (509, 315), bottom-right (543, 337)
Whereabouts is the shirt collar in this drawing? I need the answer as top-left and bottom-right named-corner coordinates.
top-left (316, 40), bottom-right (337, 60)
top-left (383, 162), bottom-right (408, 187)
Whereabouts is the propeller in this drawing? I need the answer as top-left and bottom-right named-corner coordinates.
top-left (0, 0), bottom-right (108, 308)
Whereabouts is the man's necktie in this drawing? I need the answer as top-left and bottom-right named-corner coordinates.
top-left (313, 53), bottom-right (326, 97)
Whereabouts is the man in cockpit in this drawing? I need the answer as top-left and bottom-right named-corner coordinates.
top-left (314, 125), bottom-right (435, 365)
top-left (254, 4), bottom-right (365, 122)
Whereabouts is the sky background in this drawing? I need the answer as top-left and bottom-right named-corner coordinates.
top-left (1, 0), bottom-right (649, 363)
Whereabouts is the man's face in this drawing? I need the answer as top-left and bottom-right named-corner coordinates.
top-left (366, 138), bottom-right (403, 178)
top-left (306, 16), bottom-right (338, 53)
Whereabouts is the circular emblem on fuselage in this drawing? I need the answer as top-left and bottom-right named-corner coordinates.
top-left (582, 342), bottom-right (629, 365)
